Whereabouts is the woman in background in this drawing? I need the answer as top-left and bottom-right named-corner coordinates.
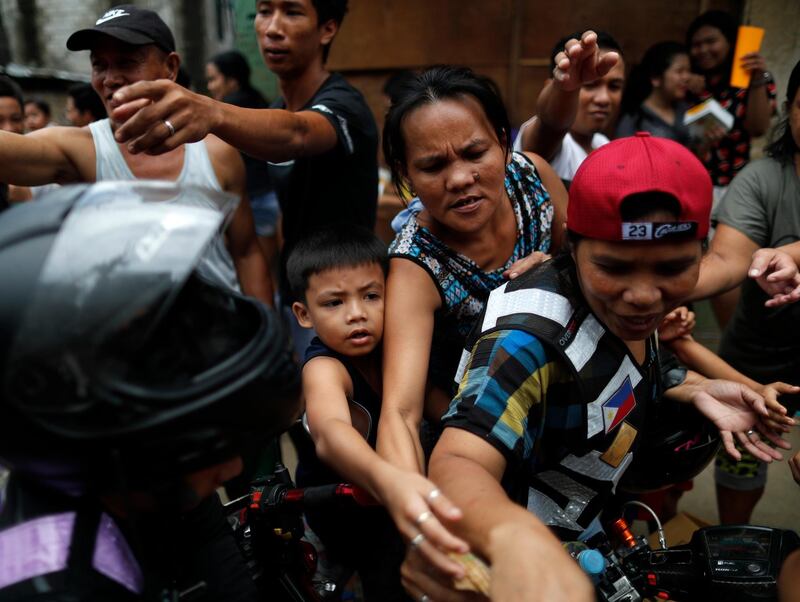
top-left (617, 41), bottom-right (691, 145)
top-left (686, 10), bottom-right (777, 328)
top-left (686, 10), bottom-right (776, 190)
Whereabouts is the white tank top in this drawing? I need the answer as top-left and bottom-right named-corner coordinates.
top-left (90, 119), bottom-right (239, 291)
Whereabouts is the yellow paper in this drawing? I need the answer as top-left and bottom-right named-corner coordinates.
top-left (730, 25), bottom-right (765, 89)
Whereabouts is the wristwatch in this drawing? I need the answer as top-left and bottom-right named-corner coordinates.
top-left (750, 71), bottom-right (773, 88)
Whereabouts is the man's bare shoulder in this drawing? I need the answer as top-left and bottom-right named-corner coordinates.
top-left (203, 133), bottom-right (240, 161)
top-left (203, 133), bottom-right (245, 193)
top-left (28, 125), bottom-right (96, 183)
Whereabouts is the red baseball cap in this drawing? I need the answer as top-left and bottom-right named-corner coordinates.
top-left (567, 132), bottom-right (711, 241)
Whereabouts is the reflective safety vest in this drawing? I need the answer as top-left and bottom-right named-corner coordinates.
top-left (455, 256), bottom-right (662, 538)
top-left (0, 480), bottom-right (143, 601)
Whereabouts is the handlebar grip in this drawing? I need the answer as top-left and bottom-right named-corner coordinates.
top-left (290, 484), bottom-right (342, 509)
top-left (282, 484), bottom-right (377, 509)
top-left (641, 549), bottom-right (700, 599)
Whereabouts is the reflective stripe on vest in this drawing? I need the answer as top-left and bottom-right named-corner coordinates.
top-left (0, 512), bottom-right (144, 595)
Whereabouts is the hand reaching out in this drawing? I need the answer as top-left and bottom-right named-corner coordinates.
top-left (378, 467), bottom-right (470, 579)
top-left (110, 79), bottom-right (218, 155)
top-left (756, 382), bottom-right (799, 433)
top-left (551, 31), bottom-right (620, 92)
top-left (658, 306), bottom-right (696, 343)
top-left (690, 379), bottom-right (792, 463)
top-left (401, 547), bottom-right (488, 602)
top-left (748, 248), bottom-right (800, 307)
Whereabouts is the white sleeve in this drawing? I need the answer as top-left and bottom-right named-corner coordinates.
top-left (512, 116), bottom-right (537, 153)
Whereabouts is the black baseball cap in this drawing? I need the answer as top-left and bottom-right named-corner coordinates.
top-left (66, 5), bottom-right (176, 54)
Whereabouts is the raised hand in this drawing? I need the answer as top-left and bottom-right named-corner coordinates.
top-left (740, 52), bottom-right (769, 80)
top-left (551, 30), bottom-right (620, 92)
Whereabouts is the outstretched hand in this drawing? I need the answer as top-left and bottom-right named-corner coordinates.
top-left (109, 79), bottom-right (219, 155)
top-left (757, 382), bottom-right (799, 433)
top-left (658, 306), bottom-right (696, 343)
top-left (379, 468), bottom-right (470, 579)
top-left (551, 30), bottom-right (620, 92)
top-left (402, 547), bottom-right (488, 602)
top-left (748, 248), bottom-right (800, 307)
top-left (691, 379), bottom-right (792, 463)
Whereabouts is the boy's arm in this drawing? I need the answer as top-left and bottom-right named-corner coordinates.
top-left (302, 357), bottom-right (469, 577)
top-left (0, 127), bottom-right (89, 186)
top-left (665, 337), bottom-right (797, 431)
top-left (663, 371), bottom-right (790, 462)
top-left (109, 81), bottom-right (338, 162)
top-left (666, 337), bottom-right (761, 390)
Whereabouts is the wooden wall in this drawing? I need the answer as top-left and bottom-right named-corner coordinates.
top-left (327, 0), bottom-right (743, 131)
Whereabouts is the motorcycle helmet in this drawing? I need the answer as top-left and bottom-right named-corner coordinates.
top-left (619, 399), bottom-right (721, 493)
top-left (0, 182), bottom-right (301, 495)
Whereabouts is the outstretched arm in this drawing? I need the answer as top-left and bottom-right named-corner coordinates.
top-left (691, 224), bottom-right (800, 305)
top-left (410, 429), bottom-right (593, 602)
top-left (517, 31), bottom-right (619, 161)
top-left (664, 372), bottom-right (791, 463)
top-left (109, 80), bottom-right (338, 162)
top-left (0, 127), bottom-right (88, 186)
top-left (303, 357), bottom-right (469, 578)
top-left (377, 258), bottom-right (441, 473)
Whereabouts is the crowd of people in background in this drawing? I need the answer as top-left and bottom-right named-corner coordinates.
top-left (1, 2), bottom-right (799, 601)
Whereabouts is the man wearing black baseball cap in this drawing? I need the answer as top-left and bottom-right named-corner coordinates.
top-left (104, 0), bottom-right (378, 356)
top-left (66, 4), bottom-right (176, 54)
top-left (0, 4), bottom-right (272, 307)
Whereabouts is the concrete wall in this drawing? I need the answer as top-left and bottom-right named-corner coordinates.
top-left (743, 0), bottom-right (800, 107)
top-left (741, 0), bottom-right (800, 155)
top-left (0, 0), bottom-right (234, 83)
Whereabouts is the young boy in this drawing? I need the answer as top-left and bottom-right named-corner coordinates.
top-left (287, 224), bottom-right (467, 601)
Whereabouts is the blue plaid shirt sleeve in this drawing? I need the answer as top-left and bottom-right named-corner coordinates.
top-left (442, 329), bottom-right (564, 464)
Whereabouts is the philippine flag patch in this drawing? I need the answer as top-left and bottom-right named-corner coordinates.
top-left (601, 376), bottom-right (637, 433)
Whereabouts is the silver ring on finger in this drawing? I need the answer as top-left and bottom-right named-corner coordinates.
top-left (420, 595), bottom-right (431, 602)
top-left (410, 533), bottom-right (425, 549)
top-left (415, 511), bottom-right (432, 526)
top-left (746, 429), bottom-right (756, 438)
top-left (163, 119), bottom-right (176, 137)
top-left (426, 488), bottom-right (441, 503)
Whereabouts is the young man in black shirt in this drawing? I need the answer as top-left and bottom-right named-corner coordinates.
top-left (110, 0), bottom-right (379, 313)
